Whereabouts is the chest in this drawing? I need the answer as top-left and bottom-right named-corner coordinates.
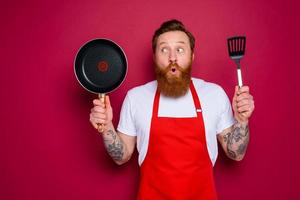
top-left (133, 91), bottom-right (221, 136)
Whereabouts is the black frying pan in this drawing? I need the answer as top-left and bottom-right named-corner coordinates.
top-left (74, 38), bottom-right (128, 131)
top-left (74, 38), bottom-right (127, 95)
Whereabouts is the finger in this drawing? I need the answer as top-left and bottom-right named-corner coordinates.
top-left (240, 111), bottom-right (250, 118)
top-left (237, 104), bottom-right (252, 113)
top-left (93, 99), bottom-right (104, 106)
top-left (92, 117), bottom-right (108, 125)
top-left (236, 93), bottom-right (253, 102)
top-left (237, 86), bottom-right (250, 95)
top-left (236, 96), bottom-right (253, 105)
top-left (91, 123), bottom-right (98, 130)
top-left (91, 112), bottom-right (107, 120)
top-left (89, 116), bottom-right (99, 129)
top-left (237, 99), bottom-right (251, 107)
top-left (92, 106), bottom-right (106, 113)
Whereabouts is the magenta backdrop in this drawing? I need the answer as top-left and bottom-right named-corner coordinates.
top-left (1, 0), bottom-right (299, 199)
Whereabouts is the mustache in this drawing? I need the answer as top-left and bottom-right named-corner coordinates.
top-left (155, 62), bottom-right (189, 76)
top-left (168, 62), bottom-right (180, 68)
top-left (165, 62), bottom-right (184, 72)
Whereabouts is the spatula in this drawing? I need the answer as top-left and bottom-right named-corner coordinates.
top-left (227, 36), bottom-right (246, 87)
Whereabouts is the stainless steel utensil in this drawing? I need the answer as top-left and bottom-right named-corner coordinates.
top-left (227, 36), bottom-right (246, 87)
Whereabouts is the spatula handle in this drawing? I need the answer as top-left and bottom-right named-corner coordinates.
top-left (237, 68), bottom-right (243, 87)
top-left (98, 93), bottom-right (106, 133)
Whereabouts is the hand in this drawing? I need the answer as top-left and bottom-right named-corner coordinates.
top-left (89, 96), bottom-right (113, 133)
top-left (232, 86), bottom-right (255, 124)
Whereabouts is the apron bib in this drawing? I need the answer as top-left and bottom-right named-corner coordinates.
top-left (137, 81), bottom-right (217, 200)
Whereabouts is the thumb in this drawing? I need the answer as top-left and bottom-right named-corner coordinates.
top-left (235, 85), bottom-right (239, 94)
top-left (105, 95), bottom-right (111, 108)
top-left (233, 86), bottom-right (238, 99)
top-left (234, 85), bottom-right (240, 98)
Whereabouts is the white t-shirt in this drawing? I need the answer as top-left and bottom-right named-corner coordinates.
top-left (117, 78), bottom-right (235, 166)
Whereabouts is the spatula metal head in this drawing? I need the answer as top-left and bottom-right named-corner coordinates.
top-left (227, 36), bottom-right (246, 87)
top-left (227, 36), bottom-right (246, 61)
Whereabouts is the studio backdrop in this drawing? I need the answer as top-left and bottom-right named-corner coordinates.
top-left (1, 0), bottom-right (299, 199)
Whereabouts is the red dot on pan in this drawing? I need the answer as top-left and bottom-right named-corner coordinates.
top-left (97, 61), bottom-right (108, 72)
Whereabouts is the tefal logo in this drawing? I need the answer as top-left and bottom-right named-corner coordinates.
top-left (97, 61), bottom-right (108, 72)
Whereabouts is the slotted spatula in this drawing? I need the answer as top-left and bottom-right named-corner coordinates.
top-left (227, 36), bottom-right (246, 87)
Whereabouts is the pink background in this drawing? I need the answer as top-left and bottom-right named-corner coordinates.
top-left (1, 0), bottom-right (299, 199)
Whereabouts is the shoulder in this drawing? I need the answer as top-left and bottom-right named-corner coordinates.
top-left (119, 81), bottom-right (157, 121)
top-left (192, 77), bottom-right (226, 97)
top-left (127, 80), bottom-right (157, 98)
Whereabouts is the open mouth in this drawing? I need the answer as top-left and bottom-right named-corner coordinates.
top-left (171, 67), bottom-right (176, 72)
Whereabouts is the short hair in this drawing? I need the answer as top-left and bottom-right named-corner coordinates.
top-left (152, 19), bottom-right (195, 52)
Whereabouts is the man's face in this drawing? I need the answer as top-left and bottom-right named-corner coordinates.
top-left (154, 31), bottom-right (194, 97)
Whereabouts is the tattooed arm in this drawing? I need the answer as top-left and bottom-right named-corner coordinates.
top-left (217, 122), bottom-right (249, 161)
top-left (90, 96), bottom-right (136, 165)
top-left (101, 123), bottom-right (136, 165)
top-left (218, 86), bottom-right (254, 161)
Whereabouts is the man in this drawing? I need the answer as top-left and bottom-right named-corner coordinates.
top-left (89, 19), bottom-right (255, 200)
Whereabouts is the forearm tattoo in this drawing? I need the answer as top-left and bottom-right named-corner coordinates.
top-left (223, 123), bottom-right (249, 160)
top-left (103, 130), bottom-right (124, 161)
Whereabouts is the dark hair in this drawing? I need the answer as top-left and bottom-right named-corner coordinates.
top-left (152, 19), bottom-right (195, 52)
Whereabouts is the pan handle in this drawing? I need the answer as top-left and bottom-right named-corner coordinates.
top-left (98, 93), bottom-right (106, 133)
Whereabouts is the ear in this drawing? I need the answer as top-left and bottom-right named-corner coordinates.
top-left (192, 53), bottom-right (195, 61)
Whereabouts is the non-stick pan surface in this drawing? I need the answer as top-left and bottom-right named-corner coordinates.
top-left (74, 38), bottom-right (127, 94)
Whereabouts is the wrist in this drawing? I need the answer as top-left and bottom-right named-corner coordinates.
top-left (106, 122), bottom-right (114, 131)
top-left (98, 121), bottom-right (114, 134)
top-left (234, 113), bottom-right (248, 125)
top-left (235, 118), bottom-right (249, 126)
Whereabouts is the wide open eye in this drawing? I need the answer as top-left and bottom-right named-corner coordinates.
top-left (161, 47), bottom-right (169, 53)
top-left (177, 48), bottom-right (184, 53)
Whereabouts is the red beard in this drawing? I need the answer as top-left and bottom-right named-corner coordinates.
top-left (155, 60), bottom-right (192, 98)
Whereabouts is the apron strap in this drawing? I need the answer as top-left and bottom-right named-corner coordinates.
top-left (189, 81), bottom-right (203, 116)
top-left (152, 88), bottom-right (160, 118)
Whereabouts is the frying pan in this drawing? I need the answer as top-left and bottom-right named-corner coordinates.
top-left (74, 38), bottom-right (128, 131)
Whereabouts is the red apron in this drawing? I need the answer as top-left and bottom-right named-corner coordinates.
top-left (137, 81), bottom-right (217, 200)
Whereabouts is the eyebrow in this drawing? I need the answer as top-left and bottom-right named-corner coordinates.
top-left (158, 41), bottom-right (186, 46)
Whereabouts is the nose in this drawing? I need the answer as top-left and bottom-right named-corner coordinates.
top-left (169, 50), bottom-right (177, 63)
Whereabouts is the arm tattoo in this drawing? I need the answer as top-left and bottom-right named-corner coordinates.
top-left (103, 129), bottom-right (124, 161)
top-left (223, 123), bottom-right (249, 160)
